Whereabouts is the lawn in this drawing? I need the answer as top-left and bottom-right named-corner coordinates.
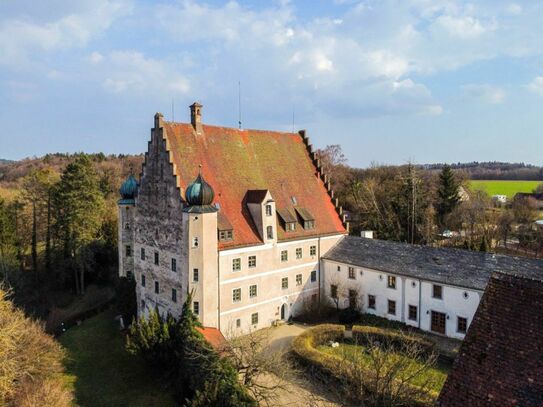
top-left (59, 309), bottom-right (176, 407)
top-left (317, 342), bottom-right (451, 394)
top-left (469, 180), bottom-right (541, 198)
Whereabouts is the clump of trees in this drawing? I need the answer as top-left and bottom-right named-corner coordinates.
top-left (127, 292), bottom-right (257, 406)
top-left (0, 153), bottom-right (135, 318)
top-left (0, 288), bottom-right (73, 406)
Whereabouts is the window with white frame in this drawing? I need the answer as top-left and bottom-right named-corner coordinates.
top-left (266, 226), bottom-right (274, 239)
top-left (265, 204), bottom-right (272, 216)
top-left (348, 267), bottom-right (356, 279)
top-left (232, 288), bottom-right (242, 302)
top-left (249, 284), bottom-right (257, 298)
top-left (281, 277), bottom-right (288, 289)
top-left (251, 312), bottom-right (259, 325)
top-left (387, 276), bottom-right (396, 289)
top-left (296, 274), bottom-right (302, 286)
top-left (232, 258), bottom-right (241, 272)
top-left (280, 250), bottom-right (288, 262)
top-left (296, 248), bottom-right (302, 259)
top-left (193, 268), bottom-right (199, 282)
top-left (248, 255), bottom-right (256, 268)
top-left (310, 270), bottom-right (317, 282)
top-left (193, 301), bottom-right (199, 315)
top-left (310, 245), bottom-right (316, 256)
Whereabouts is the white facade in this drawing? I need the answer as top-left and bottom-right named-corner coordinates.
top-left (322, 259), bottom-right (483, 339)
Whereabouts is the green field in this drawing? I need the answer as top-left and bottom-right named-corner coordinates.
top-left (469, 180), bottom-right (541, 198)
top-left (60, 309), bottom-right (176, 407)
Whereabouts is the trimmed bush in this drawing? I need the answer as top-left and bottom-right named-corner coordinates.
top-left (352, 325), bottom-right (435, 356)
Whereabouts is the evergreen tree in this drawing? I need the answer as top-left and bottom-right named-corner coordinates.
top-left (436, 165), bottom-right (460, 225)
top-left (54, 155), bottom-right (105, 294)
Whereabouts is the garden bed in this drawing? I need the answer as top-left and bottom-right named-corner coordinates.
top-left (292, 324), bottom-right (451, 405)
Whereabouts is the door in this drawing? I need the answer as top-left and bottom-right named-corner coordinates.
top-left (431, 311), bottom-right (446, 335)
top-left (280, 304), bottom-right (286, 320)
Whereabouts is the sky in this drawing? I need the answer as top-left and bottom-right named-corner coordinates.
top-left (1, 0), bottom-right (543, 168)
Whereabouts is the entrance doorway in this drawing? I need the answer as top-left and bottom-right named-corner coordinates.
top-left (431, 311), bottom-right (446, 335)
top-left (280, 303), bottom-right (287, 320)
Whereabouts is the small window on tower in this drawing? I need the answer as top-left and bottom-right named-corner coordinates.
top-left (192, 237), bottom-right (199, 248)
top-left (171, 288), bottom-right (177, 303)
top-left (171, 258), bottom-right (177, 272)
top-left (266, 226), bottom-right (273, 240)
top-left (141, 248), bottom-right (146, 260)
top-left (154, 252), bottom-right (159, 265)
top-left (126, 245), bottom-right (132, 257)
top-left (265, 204), bottom-right (272, 216)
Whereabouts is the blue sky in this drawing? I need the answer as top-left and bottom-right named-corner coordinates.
top-left (1, 0), bottom-right (543, 167)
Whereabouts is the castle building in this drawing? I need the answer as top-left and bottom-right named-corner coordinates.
top-left (119, 103), bottom-right (543, 339)
top-left (118, 103), bottom-right (347, 334)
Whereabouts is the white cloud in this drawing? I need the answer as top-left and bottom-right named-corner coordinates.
top-left (527, 76), bottom-right (543, 96)
top-left (436, 15), bottom-right (492, 39)
top-left (0, 0), bottom-right (131, 68)
top-left (88, 51), bottom-right (104, 64)
top-left (462, 84), bottom-right (506, 104)
top-left (506, 3), bottom-right (522, 15)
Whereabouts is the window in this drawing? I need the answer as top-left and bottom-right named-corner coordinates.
top-left (232, 258), bottom-right (241, 272)
top-left (387, 276), bottom-right (396, 289)
top-left (192, 237), bottom-right (199, 248)
top-left (141, 248), bottom-right (146, 260)
top-left (368, 295), bottom-right (376, 309)
top-left (331, 284), bottom-right (338, 299)
top-left (193, 268), bottom-right (199, 282)
top-left (127, 270), bottom-right (133, 280)
top-left (154, 281), bottom-right (159, 294)
top-left (348, 290), bottom-right (357, 308)
top-left (248, 255), bottom-right (256, 268)
top-left (296, 248), bottom-right (302, 259)
top-left (286, 222), bottom-right (296, 231)
top-left (337, 265), bottom-right (341, 272)
top-left (141, 274), bottom-right (146, 287)
top-left (310, 270), bottom-right (317, 282)
top-left (154, 252), bottom-right (159, 265)
top-left (232, 288), bottom-right (242, 302)
top-left (388, 300), bottom-right (396, 315)
top-left (432, 284), bottom-right (443, 299)
top-left (219, 230), bottom-right (233, 241)
top-left (296, 274), bottom-right (303, 286)
top-left (236, 318), bottom-right (241, 328)
top-left (310, 245), bottom-right (316, 256)
top-left (126, 245), bottom-right (132, 257)
top-left (457, 317), bottom-right (468, 334)
top-left (172, 288), bottom-right (177, 303)
top-left (125, 222), bottom-right (130, 230)
top-left (304, 220), bottom-right (315, 230)
top-left (281, 277), bottom-right (288, 290)
top-left (171, 258), bottom-right (177, 272)
top-left (193, 301), bottom-right (199, 315)
top-left (408, 305), bottom-right (418, 321)
top-left (266, 226), bottom-right (273, 240)
top-left (348, 267), bottom-right (356, 279)
top-left (281, 250), bottom-right (288, 262)
top-left (249, 284), bottom-right (257, 298)
top-left (251, 312), bottom-right (259, 325)
top-left (265, 204), bottom-right (272, 216)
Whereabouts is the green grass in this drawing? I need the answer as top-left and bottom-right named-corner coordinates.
top-left (317, 343), bottom-right (451, 394)
top-left (59, 309), bottom-right (176, 407)
top-left (469, 180), bottom-right (541, 198)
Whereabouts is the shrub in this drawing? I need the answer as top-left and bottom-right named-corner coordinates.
top-left (352, 325), bottom-right (435, 356)
top-left (338, 307), bottom-right (360, 325)
top-left (0, 288), bottom-right (73, 406)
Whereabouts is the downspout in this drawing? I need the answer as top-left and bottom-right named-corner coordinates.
top-left (318, 236), bottom-right (322, 305)
top-left (217, 251), bottom-right (221, 331)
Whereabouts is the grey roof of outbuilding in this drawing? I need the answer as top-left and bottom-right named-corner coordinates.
top-left (323, 236), bottom-right (543, 290)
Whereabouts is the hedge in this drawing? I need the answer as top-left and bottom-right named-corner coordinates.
top-left (351, 325), bottom-right (435, 356)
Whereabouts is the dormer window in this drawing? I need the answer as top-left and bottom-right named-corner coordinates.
top-left (266, 226), bottom-right (274, 240)
top-left (295, 207), bottom-right (315, 230)
top-left (219, 230), bottom-right (233, 241)
top-left (277, 208), bottom-right (298, 233)
top-left (265, 204), bottom-right (272, 216)
top-left (286, 222), bottom-right (296, 232)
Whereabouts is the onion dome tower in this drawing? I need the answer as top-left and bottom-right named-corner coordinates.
top-left (119, 175), bottom-right (138, 204)
top-left (184, 169), bottom-right (218, 213)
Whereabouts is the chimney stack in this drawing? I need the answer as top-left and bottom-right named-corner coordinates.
top-left (190, 102), bottom-right (203, 134)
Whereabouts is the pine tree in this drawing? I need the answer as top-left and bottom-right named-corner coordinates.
top-left (436, 165), bottom-right (460, 225)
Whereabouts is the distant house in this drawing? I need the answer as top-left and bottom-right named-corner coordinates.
top-left (513, 192), bottom-right (543, 209)
top-left (438, 270), bottom-right (543, 406)
top-left (491, 194), bottom-right (507, 206)
top-left (458, 186), bottom-right (470, 202)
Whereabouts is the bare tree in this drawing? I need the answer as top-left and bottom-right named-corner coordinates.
top-left (334, 331), bottom-right (439, 406)
top-left (220, 329), bottom-right (298, 407)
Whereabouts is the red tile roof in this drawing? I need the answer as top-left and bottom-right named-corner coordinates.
top-left (162, 122), bottom-right (346, 249)
top-left (438, 272), bottom-right (543, 406)
top-left (196, 326), bottom-right (226, 351)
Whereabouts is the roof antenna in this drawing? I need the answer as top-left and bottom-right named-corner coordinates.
top-left (238, 80), bottom-right (242, 130)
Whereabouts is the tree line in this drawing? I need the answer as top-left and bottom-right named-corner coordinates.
top-left (319, 145), bottom-right (543, 257)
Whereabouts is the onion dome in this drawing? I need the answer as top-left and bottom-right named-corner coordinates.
top-left (184, 171), bottom-right (218, 213)
top-left (119, 175), bottom-right (138, 202)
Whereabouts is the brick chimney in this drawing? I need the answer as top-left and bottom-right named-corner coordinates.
top-left (190, 102), bottom-right (203, 134)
